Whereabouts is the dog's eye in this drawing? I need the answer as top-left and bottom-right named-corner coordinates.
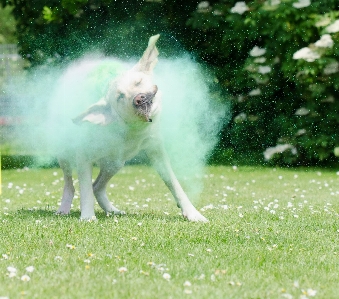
top-left (117, 93), bottom-right (125, 101)
top-left (135, 78), bottom-right (143, 86)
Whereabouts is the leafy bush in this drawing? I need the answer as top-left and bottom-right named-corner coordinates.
top-left (2, 0), bottom-right (339, 165)
top-left (188, 0), bottom-right (339, 165)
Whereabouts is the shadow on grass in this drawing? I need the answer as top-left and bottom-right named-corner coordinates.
top-left (12, 208), bottom-right (185, 223)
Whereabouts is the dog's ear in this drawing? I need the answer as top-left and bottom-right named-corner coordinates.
top-left (72, 99), bottom-right (116, 126)
top-left (133, 34), bottom-right (160, 74)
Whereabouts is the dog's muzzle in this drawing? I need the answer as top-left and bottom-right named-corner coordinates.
top-left (133, 85), bottom-right (158, 122)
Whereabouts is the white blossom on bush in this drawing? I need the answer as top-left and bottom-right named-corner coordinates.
top-left (323, 61), bottom-right (339, 75)
top-left (295, 107), bottom-right (310, 116)
top-left (248, 88), bottom-right (261, 96)
top-left (234, 112), bottom-right (247, 123)
top-left (292, 0), bottom-right (311, 9)
top-left (326, 19), bottom-right (339, 33)
top-left (254, 57), bottom-right (266, 63)
top-left (230, 2), bottom-right (249, 15)
top-left (250, 46), bottom-right (266, 57)
top-left (264, 144), bottom-right (297, 160)
top-left (314, 34), bottom-right (333, 48)
top-left (197, 1), bottom-right (211, 13)
top-left (296, 129), bottom-right (306, 136)
top-left (321, 95), bottom-right (334, 102)
top-left (293, 47), bottom-right (320, 62)
top-left (258, 66), bottom-right (272, 74)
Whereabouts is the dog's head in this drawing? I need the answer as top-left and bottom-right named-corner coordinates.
top-left (73, 34), bottom-right (160, 126)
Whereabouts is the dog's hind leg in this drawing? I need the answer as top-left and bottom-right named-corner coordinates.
top-left (93, 158), bottom-right (125, 215)
top-left (56, 158), bottom-right (75, 215)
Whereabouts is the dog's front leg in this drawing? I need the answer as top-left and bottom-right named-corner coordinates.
top-left (145, 145), bottom-right (208, 222)
top-left (76, 153), bottom-right (96, 220)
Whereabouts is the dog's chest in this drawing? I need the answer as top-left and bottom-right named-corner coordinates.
top-left (83, 124), bottom-right (153, 162)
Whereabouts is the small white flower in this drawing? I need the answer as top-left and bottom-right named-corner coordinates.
top-left (326, 19), bottom-right (339, 33)
top-left (7, 266), bottom-right (17, 273)
top-left (163, 273), bottom-right (171, 280)
top-left (197, 274), bottom-right (205, 280)
top-left (248, 88), bottom-right (261, 96)
top-left (230, 1), bottom-right (249, 14)
top-left (118, 267), bottom-right (128, 273)
top-left (250, 46), bottom-right (266, 57)
top-left (258, 66), bottom-right (272, 74)
top-left (183, 281), bottom-right (192, 287)
top-left (315, 34), bottom-right (333, 48)
top-left (21, 274), bottom-right (31, 282)
top-left (292, 0), bottom-right (311, 8)
top-left (305, 288), bottom-right (317, 296)
top-left (2, 254), bottom-right (9, 259)
top-left (293, 47), bottom-right (320, 62)
top-left (25, 266), bottom-right (34, 273)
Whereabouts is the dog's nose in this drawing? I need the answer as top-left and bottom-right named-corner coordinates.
top-left (134, 93), bottom-right (148, 106)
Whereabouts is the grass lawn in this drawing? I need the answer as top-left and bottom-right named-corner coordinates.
top-left (1, 165), bottom-right (339, 299)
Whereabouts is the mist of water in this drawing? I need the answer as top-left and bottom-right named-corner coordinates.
top-left (6, 52), bottom-right (229, 200)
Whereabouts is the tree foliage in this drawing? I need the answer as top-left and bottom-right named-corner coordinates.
top-left (0, 4), bottom-right (16, 43)
top-left (1, 0), bottom-right (339, 166)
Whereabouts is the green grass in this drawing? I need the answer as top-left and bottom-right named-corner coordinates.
top-left (1, 165), bottom-right (339, 299)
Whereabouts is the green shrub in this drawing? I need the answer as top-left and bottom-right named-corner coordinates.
top-left (2, 0), bottom-right (339, 165)
top-left (188, 0), bottom-right (339, 165)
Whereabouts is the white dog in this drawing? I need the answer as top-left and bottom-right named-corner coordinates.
top-left (56, 34), bottom-right (208, 222)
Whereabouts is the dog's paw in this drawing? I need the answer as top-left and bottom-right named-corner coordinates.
top-left (80, 215), bottom-right (97, 222)
top-left (106, 210), bottom-right (126, 217)
top-left (183, 210), bottom-right (209, 223)
top-left (56, 209), bottom-right (70, 215)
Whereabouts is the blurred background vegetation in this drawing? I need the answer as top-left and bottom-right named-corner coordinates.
top-left (0, 0), bottom-right (339, 168)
